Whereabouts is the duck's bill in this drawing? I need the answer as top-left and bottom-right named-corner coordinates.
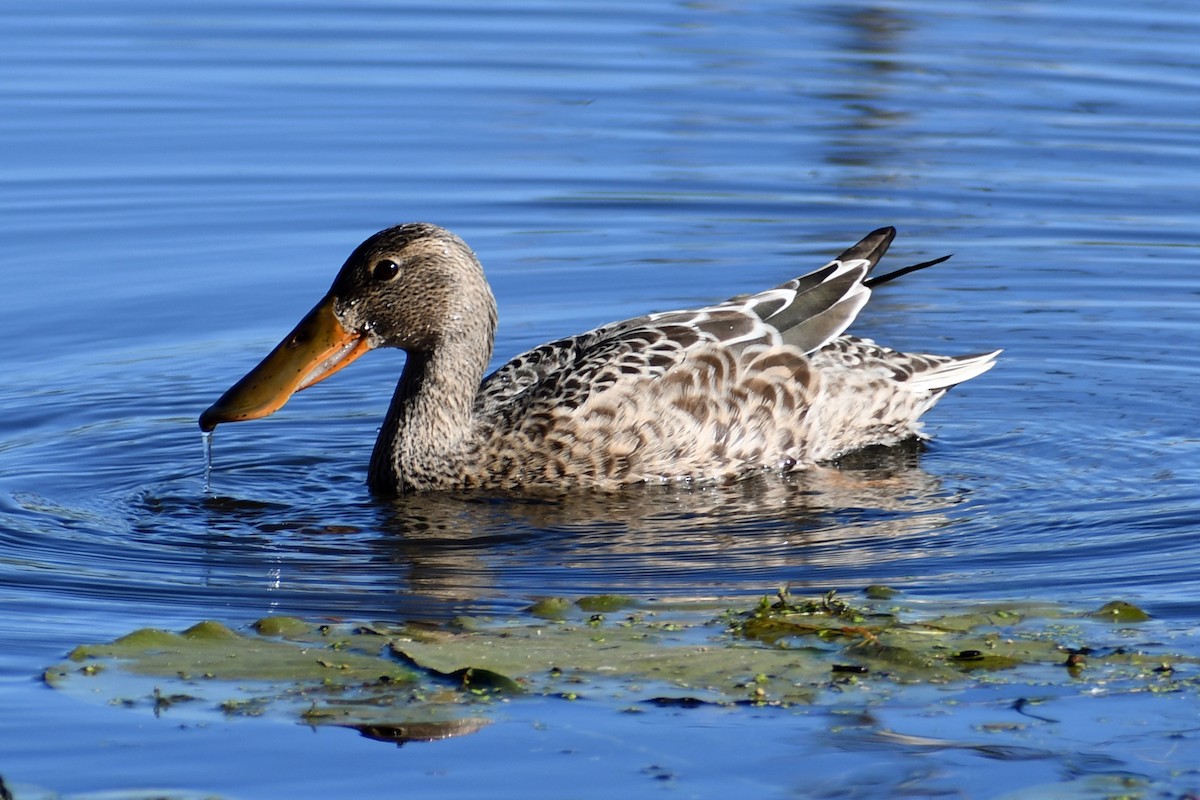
top-left (199, 295), bottom-right (371, 432)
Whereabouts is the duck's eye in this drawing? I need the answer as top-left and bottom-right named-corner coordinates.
top-left (372, 259), bottom-right (400, 282)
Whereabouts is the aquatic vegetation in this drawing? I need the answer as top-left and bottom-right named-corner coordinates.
top-left (45, 590), bottom-right (1187, 745)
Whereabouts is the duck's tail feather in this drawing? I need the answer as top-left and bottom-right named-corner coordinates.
top-left (834, 226), bottom-right (896, 269)
top-left (768, 227), bottom-right (901, 353)
top-left (771, 264), bottom-right (870, 353)
top-left (910, 349), bottom-right (1003, 393)
top-left (778, 287), bottom-right (870, 353)
top-left (865, 253), bottom-right (954, 289)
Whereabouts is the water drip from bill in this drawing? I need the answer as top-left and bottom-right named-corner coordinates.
top-left (202, 430), bottom-right (214, 494)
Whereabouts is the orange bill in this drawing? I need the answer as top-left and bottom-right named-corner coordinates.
top-left (199, 295), bottom-right (371, 431)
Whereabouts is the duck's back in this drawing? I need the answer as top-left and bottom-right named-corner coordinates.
top-left (463, 235), bottom-right (997, 488)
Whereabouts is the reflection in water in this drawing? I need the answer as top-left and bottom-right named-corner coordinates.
top-left (0, 438), bottom-right (973, 622)
top-left (348, 718), bottom-right (491, 747)
top-left (0, 433), bottom-right (964, 631)
top-left (819, 5), bottom-right (912, 169)
top-left (365, 442), bottom-right (965, 604)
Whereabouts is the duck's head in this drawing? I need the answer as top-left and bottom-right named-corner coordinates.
top-left (199, 223), bottom-right (496, 432)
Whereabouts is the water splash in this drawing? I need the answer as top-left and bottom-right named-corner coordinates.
top-left (202, 430), bottom-right (214, 494)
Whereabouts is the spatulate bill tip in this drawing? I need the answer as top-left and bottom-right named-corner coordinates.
top-left (198, 408), bottom-right (221, 432)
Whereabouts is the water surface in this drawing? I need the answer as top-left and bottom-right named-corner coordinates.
top-left (2, 0), bottom-right (1199, 797)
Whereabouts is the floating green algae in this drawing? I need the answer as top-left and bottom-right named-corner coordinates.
top-left (45, 616), bottom-right (487, 743)
top-left (525, 597), bottom-right (574, 620)
top-left (575, 594), bottom-right (639, 613)
top-left (863, 584), bottom-right (900, 600)
top-left (46, 592), bottom-right (1197, 737)
top-left (252, 615), bottom-right (314, 638)
top-left (1086, 600), bottom-right (1151, 623)
top-left (60, 619), bottom-right (414, 684)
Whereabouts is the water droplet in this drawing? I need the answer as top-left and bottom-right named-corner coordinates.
top-left (201, 430), bottom-right (214, 494)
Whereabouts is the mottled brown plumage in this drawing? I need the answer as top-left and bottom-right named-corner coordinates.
top-left (200, 224), bottom-right (999, 495)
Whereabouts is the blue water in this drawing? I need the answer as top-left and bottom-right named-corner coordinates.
top-left (2, 1), bottom-right (1199, 797)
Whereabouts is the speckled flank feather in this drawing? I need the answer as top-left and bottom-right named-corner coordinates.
top-left (202, 223), bottom-right (1000, 495)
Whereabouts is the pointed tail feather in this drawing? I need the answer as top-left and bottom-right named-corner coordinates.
top-left (834, 227), bottom-right (896, 269)
top-left (909, 349), bottom-right (1002, 393)
top-left (768, 264), bottom-right (870, 352)
top-left (865, 253), bottom-right (953, 289)
top-left (779, 289), bottom-right (871, 354)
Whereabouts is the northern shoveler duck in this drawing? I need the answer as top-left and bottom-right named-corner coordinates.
top-left (200, 224), bottom-right (999, 496)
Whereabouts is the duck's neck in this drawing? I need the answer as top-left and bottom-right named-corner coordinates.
top-left (368, 335), bottom-right (492, 496)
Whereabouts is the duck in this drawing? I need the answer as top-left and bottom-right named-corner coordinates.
top-left (199, 224), bottom-right (999, 496)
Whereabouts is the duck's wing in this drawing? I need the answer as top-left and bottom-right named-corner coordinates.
top-left (474, 322), bottom-right (647, 417)
top-left (715, 226), bottom-right (895, 352)
top-left (475, 228), bottom-right (898, 421)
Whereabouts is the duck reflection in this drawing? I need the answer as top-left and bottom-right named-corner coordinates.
top-left (194, 440), bottom-right (969, 618)
top-left (364, 441), bottom-right (967, 605)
